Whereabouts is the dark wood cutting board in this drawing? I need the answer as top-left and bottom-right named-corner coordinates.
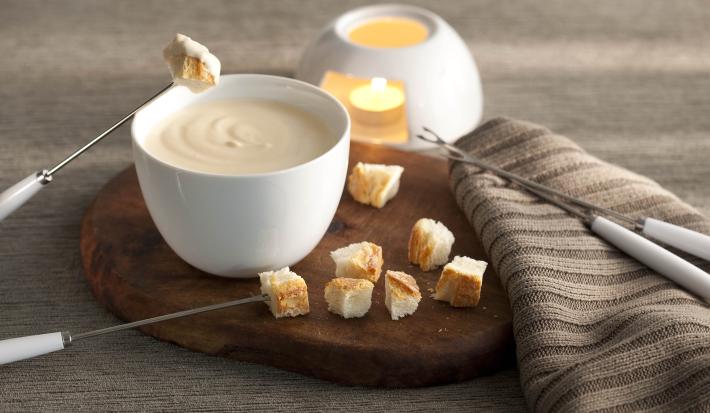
top-left (80, 141), bottom-right (514, 388)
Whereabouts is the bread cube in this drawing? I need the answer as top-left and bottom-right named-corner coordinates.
top-left (384, 270), bottom-right (421, 320)
top-left (163, 33), bottom-right (220, 93)
top-left (433, 256), bottom-right (487, 307)
top-left (408, 218), bottom-right (455, 271)
top-left (330, 241), bottom-right (384, 283)
top-left (324, 278), bottom-right (374, 319)
top-left (258, 267), bottom-right (309, 318)
top-left (171, 55), bottom-right (217, 88)
top-left (347, 162), bottom-right (404, 208)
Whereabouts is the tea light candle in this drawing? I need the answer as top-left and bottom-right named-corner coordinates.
top-left (348, 77), bottom-right (405, 126)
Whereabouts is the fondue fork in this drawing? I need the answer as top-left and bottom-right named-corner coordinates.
top-left (0, 294), bottom-right (268, 365)
top-left (0, 83), bottom-right (175, 222)
top-left (417, 128), bottom-right (710, 301)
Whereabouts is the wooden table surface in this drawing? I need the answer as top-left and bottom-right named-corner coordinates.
top-left (0, 0), bottom-right (708, 411)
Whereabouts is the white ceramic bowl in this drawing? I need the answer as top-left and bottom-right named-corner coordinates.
top-left (296, 3), bottom-right (482, 149)
top-left (131, 74), bottom-right (350, 278)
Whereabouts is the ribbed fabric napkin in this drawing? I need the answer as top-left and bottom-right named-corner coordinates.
top-left (449, 118), bottom-right (710, 412)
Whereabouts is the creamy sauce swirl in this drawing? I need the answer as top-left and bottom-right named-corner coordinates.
top-left (143, 99), bottom-right (334, 175)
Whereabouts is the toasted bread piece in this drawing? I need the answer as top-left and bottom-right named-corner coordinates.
top-left (408, 218), bottom-right (455, 271)
top-left (330, 241), bottom-right (384, 283)
top-left (434, 256), bottom-right (487, 307)
top-left (347, 162), bottom-right (404, 208)
top-left (163, 33), bottom-right (221, 93)
top-left (172, 55), bottom-right (216, 88)
top-left (384, 270), bottom-right (421, 320)
top-left (324, 278), bottom-right (374, 318)
top-left (258, 267), bottom-right (309, 318)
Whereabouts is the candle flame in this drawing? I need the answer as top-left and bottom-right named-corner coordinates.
top-left (370, 77), bottom-right (387, 92)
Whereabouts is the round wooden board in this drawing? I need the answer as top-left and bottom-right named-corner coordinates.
top-left (80, 141), bottom-right (515, 388)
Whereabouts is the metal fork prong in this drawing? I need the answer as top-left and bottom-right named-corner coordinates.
top-left (421, 126), bottom-right (447, 143)
top-left (440, 143), bottom-right (468, 160)
top-left (416, 134), bottom-right (467, 161)
top-left (416, 131), bottom-right (468, 161)
top-left (415, 133), bottom-right (439, 144)
top-left (422, 135), bottom-right (641, 228)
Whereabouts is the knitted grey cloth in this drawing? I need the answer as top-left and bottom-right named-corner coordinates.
top-left (449, 117), bottom-right (710, 412)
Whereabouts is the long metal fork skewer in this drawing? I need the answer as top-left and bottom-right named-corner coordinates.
top-left (47, 82), bottom-right (175, 177)
top-left (415, 128), bottom-right (710, 302)
top-left (0, 294), bottom-right (269, 365)
top-left (0, 82), bottom-right (175, 222)
top-left (416, 128), bottom-right (642, 229)
top-left (70, 294), bottom-right (268, 343)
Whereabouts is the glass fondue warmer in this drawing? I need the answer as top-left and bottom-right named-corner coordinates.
top-left (296, 4), bottom-right (482, 149)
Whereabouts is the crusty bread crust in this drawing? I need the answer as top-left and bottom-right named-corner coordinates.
top-left (326, 277), bottom-right (373, 291)
top-left (272, 277), bottom-right (310, 317)
top-left (348, 242), bottom-right (383, 282)
top-left (408, 224), bottom-right (434, 270)
top-left (259, 268), bottom-right (310, 318)
top-left (330, 241), bottom-right (383, 283)
top-left (385, 270), bottom-right (421, 320)
top-left (347, 162), bottom-right (403, 208)
top-left (450, 275), bottom-right (482, 307)
top-left (347, 163), bottom-right (371, 205)
top-left (177, 55), bottom-right (216, 85)
top-left (435, 268), bottom-right (482, 307)
top-left (386, 271), bottom-right (421, 300)
top-left (408, 218), bottom-right (454, 271)
top-left (433, 257), bottom-right (486, 307)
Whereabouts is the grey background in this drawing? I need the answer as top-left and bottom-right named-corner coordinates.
top-left (0, 0), bottom-right (708, 411)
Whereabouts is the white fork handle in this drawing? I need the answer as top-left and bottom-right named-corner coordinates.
top-left (0, 332), bottom-right (66, 365)
top-left (0, 172), bottom-right (49, 222)
top-left (591, 216), bottom-right (710, 301)
top-left (642, 218), bottom-right (710, 262)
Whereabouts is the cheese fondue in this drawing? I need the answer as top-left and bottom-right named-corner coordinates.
top-left (143, 99), bottom-right (334, 175)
